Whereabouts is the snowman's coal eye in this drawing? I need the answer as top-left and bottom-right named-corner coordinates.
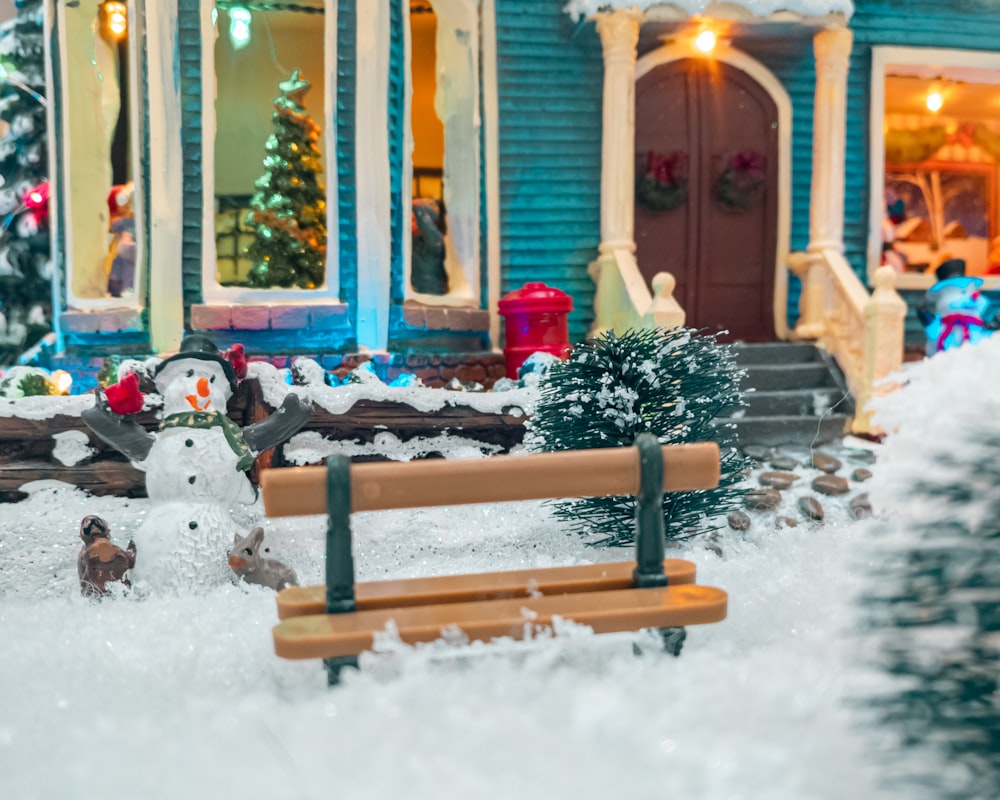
top-left (186, 369), bottom-right (194, 378)
top-left (244, 548), bottom-right (253, 556)
top-left (210, 375), bottom-right (216, 383)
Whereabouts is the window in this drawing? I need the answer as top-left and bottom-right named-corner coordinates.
top-left (870, 46), bottom-right (1000, 289)
top-left (404, 0), bottom-right (481, 307)
top-left (57, 0), bottom-right (144, 308)
top-left (202, 0), bottom-right (336, 303)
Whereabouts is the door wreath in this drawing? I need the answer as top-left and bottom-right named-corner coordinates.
top-left (636, 150), bottom-right (688, 213)
top-left (714, 151), bottom-right (767, 213)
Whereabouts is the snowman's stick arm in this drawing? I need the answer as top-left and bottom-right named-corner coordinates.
top-left (81, 402), bottom-right (155, 462)
top-left (243, 392), bottom-right (313, 454)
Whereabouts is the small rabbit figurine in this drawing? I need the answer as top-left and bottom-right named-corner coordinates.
top-left (227, 527), bottom-right (298, 592)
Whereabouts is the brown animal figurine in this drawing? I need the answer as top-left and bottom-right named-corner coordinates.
top-left (78, 515), bottom-right (137, 598)
top-left (228, 527), bottom-right (298, 592)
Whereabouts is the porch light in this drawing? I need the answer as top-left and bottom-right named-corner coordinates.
top-left (98, 1), bottom-right (128, 43)
top-left (229, 7), bottom-right (252, 50)
top-left (926, 91), bottom-right (943, 113)
top-left (694, 29), bottom-right (717, 54)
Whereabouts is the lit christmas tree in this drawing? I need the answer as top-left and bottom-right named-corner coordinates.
top-left (526, 327), bottom-right (749, 547)
top-left (0, 0), bottom-right (50, 366)
top-left (243, 69), bottom-right (327, 289)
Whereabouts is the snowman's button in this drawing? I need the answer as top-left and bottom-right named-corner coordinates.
top-left (188, 475), bottom-right (196, 485)
top-left (185, 438), bottom-right (194, 447)
top-left (188, 521), bottom-right (198, 530)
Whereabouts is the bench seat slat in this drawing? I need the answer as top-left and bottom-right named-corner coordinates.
top-left (276, 559), bottom-right (698, 620)
top-left (273, 584), bottom-right (728, 660)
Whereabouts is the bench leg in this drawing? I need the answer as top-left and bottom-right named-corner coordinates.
top-left (633, 433), bottom-right (669, 589)
top-left (324, 655), bottom-right (359, 686)
top-left (632, 627), bottom-right (687, 658)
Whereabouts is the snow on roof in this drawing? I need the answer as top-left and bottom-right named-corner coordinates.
top-left (563, 0), bottom-right (855, 23)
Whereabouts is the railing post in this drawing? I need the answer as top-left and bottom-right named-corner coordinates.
top-left (632, 433), bottom-right (668, 589)
top-left (789, 251), bottom-right (828, 340)
top-left (643, 272), bottom-right (685, 330)
top-left (855, 266), bottom-right (907, 435)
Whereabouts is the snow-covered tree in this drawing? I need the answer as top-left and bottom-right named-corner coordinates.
top-left (862, 335), bottom-right (1000, 799)
top-left (526, 327), bottom-right (749, 546)
top-left (0, 0), bottom-right (50, 366)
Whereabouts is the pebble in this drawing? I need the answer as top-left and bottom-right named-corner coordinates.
top-left (758, 471), bottom-right (799, 490)
top-left (850, 493), bottom-right (873, 520)
top-left (851, 468), bottom-right (873, 482)
top-left (798, 496), bottom-right (825, 521)
top-left (743, 445), bottom-right (772, 463)
top-left (812, 475), bottom-right (850, 495)
top-left (811, 452), bottom-right (843, 474)
top-left (769, 454), bottom-right (800, 470)
top-left (776, 516), bottom-right (798, 529)
top-left (845, 448), bottom-right (877, 465)
top-left (744, 489), bottom-right (782, 512)
top-left (727, 510), bottom-right (752, 531)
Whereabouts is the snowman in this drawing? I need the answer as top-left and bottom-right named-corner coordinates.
top-left (917, 258), bottom-right (1000, 356)
top-left (82, 334), bottom-right (312, 593)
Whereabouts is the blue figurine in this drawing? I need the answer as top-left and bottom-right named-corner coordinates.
top-left (918, 258), bottom-right (999, 355)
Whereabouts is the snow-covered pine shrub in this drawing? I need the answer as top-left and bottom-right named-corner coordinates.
top-left (861, 335), bottom-right (1000, 799)
top-left (525, 327), bottom-right (749, 546)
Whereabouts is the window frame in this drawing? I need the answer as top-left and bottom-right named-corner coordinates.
top-left (869, 45), bottom-right (1000, 290)
top-left (54, 0), bottom-right (147, 311)
top-left (198, 0), bottom-right (339, 305)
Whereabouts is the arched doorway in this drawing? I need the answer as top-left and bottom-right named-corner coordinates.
top-left (634, 58), bottom-right (779, 341)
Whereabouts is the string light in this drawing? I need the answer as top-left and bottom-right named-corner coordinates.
top-left (98, 0), bottom-right (128, 44)
top-left (694, 29), bottom-right (717, 54)
top-left (926, 91), bottom-right (943, 113)
top-left (229, 7), bottom-right (252, 49)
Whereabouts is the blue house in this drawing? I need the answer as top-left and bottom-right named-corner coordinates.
top-left (40, 0), bottom-right (1000, 389)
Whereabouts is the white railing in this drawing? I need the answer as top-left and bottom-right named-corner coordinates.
top-left (588, 249), bottom-right (685, 336)
top-left (789, 250), bottom-right (907, 435)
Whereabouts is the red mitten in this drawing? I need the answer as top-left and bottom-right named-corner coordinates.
top-left (225, 343), bottom-right (248, 381)
top-left (104, 371), bottom-right (145, 415)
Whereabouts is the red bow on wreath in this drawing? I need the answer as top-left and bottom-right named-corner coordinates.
top-left (646, 151), bottom-right (688, 185)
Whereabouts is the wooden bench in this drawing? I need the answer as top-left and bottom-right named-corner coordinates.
top-left (261, 433), bottom-right (728, 685)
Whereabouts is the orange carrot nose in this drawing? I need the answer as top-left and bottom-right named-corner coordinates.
top-left (197, 377), bottom-right (210, 397)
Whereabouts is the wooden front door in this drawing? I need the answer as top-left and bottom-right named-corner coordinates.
top-left (634, 58), bottom-right (778, 342)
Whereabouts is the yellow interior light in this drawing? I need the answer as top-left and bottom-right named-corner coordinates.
top-left (926, 91), bottom-right (943, 113)
top-left (99, 1), bottom-right (128, 43)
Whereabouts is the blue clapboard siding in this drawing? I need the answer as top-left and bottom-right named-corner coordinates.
top-left (494, 1), bottom-right (603, 344)
top-left (847, 0), bottom-right (1000, 342)
top-left (387, 0), bottom-right (405, 305)
top-left (178, 0), bottom-right (203, 317)
top-left (337, 0), bottom-right (358, 327)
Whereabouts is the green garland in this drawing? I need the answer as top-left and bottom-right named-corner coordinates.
top-left (636, 150), bottom-right (688, 213)
top-left (714, 151), bottom-right (767, 213)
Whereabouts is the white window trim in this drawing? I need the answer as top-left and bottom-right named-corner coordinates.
top-left (869, 45), bottom-right (1000, 291)
top-left (402, 0), bottom-right (483, 310)
top-left (199, 0), bottom-right (339, 306)
top-left (55, 0), bottom-right (147, 312)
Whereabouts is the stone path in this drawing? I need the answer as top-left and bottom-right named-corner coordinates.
top-left (717, 438), bottom-right (877, 546)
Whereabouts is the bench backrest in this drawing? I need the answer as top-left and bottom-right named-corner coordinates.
top-left (260, 434), bottom-right (720, 613)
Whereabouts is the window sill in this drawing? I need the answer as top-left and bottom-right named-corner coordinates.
top-left (402, 299), bottom-right (489, 332)
top-left (190, 302), bottom-right (350, 331)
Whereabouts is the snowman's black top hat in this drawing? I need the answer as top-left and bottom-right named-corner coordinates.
top-left (155, 333), bottom-right (237, 392)
top-left (935, 258), bottom-right (967, 283)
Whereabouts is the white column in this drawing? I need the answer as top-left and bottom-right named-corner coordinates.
top-left (355, 0), bottom-right (392, 350)
top-left (595, 8), bottom-right (642, 255)
top-left (807, 27), bottom-right (853, 254)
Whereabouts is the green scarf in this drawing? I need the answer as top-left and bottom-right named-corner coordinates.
top-left (160, 411), bottom-right (255, 472)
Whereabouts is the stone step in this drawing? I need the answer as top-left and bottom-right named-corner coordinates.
top-left (740, 362), bottom-right (838, 392)
top-left (717, 414), bottom-right (851, 448)
top-left (732, 342), bottom-right (823, 365)
top-left (740, 388), bottom-right (852, 417)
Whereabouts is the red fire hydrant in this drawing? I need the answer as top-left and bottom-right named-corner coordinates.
top-left (498, 282), bottom-right (574, 379)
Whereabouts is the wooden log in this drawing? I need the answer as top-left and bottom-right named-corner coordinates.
top-left (0, 459), bottom-right (147, 501)
top-left (261, 441), bottom-right (721, 517)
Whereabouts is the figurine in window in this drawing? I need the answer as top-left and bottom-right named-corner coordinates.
top-left (880, 198), bottom-right (909, 273)
top-left (105, 182), bottom-right (136, 298)
top-left (411, 197), bottom-right (448, 295)
top-left (917, 258), bottom-right (999, 355)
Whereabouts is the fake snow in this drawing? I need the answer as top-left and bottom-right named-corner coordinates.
top-left (50, 429), bottom-right (94, 466)
top-left (4, 339), bottom-right (998, 798)
top-left (562, 0), bottom-right (855, 22)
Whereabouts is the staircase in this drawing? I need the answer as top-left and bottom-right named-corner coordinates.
top-left (718, 342), bottom-right (854, 447)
